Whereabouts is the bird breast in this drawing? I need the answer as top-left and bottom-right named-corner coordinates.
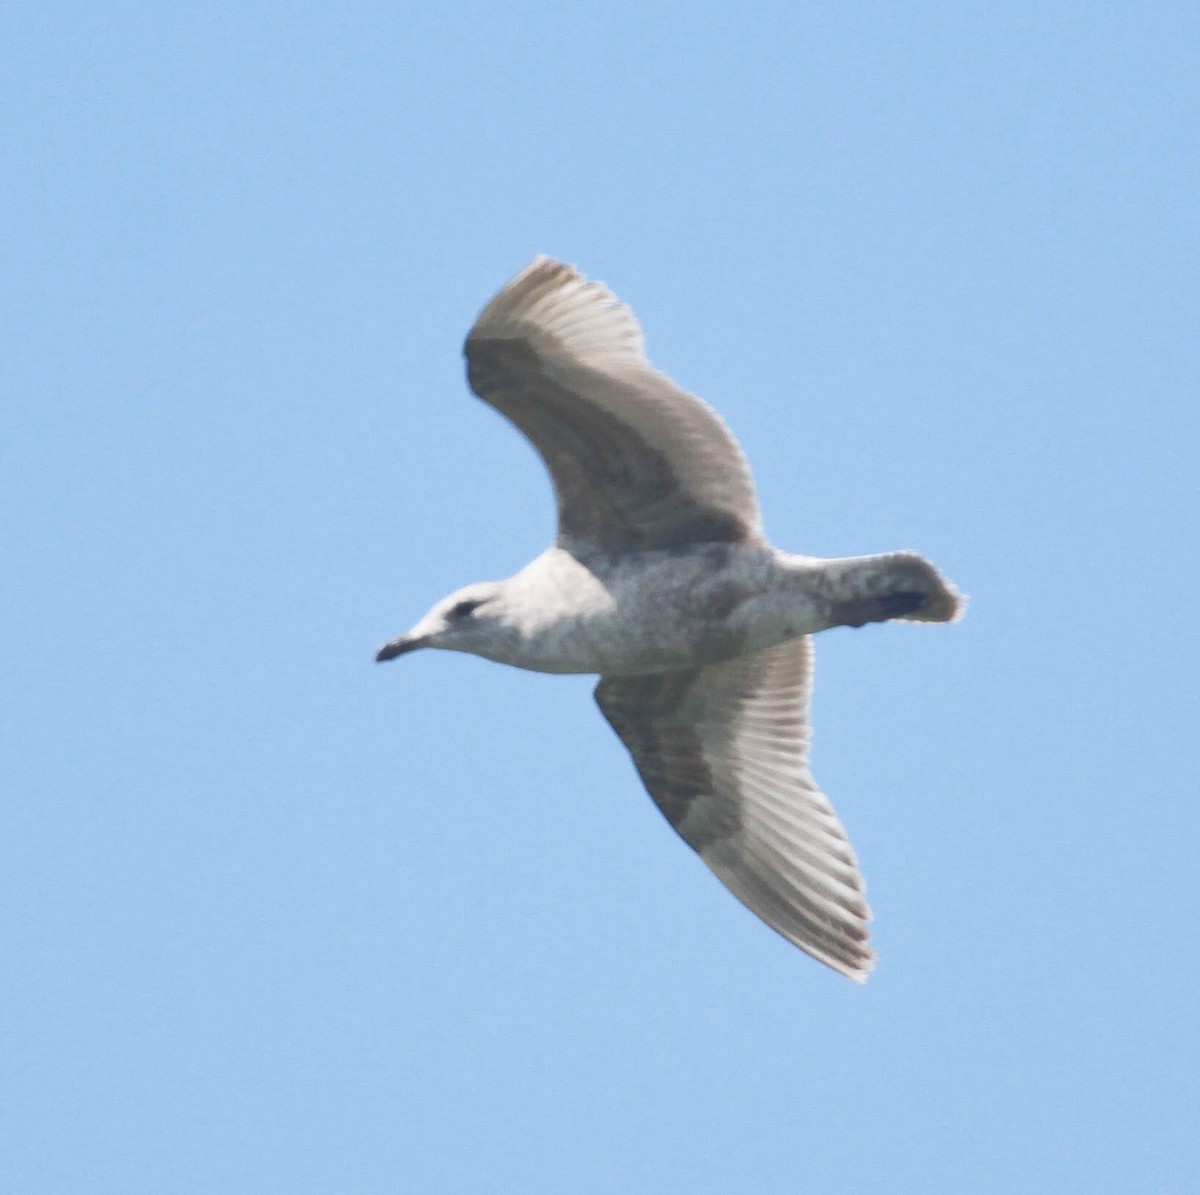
top-left (501, 545), bottom-right (819, 676)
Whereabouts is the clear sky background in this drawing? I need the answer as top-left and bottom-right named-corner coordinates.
top-left (4, 4), bottom-right (1198, 1193)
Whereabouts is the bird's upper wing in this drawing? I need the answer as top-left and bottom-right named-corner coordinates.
top-left (595, 638), bottom-right (874, 980)
top-left (464, 257), bottom-right (763, 555)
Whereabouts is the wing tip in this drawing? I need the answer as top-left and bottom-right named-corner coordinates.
top-left (466, 256), bottom-right (646, 361)
top-left (840, 947), bottom-right (877, 984)
top-left (786, 929), bottom-right (876, 983)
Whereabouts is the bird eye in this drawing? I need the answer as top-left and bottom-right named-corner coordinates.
top-left (449, 598), bottom-right (482, 621)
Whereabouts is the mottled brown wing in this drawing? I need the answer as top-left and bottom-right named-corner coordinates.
top-left (464, 257), bottom-right (763, 555)
top-left (595, 639), bottom-right (874, 981)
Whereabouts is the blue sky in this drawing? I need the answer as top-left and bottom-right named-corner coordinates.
top-left (4, 4), bottom-right (1198, 1192)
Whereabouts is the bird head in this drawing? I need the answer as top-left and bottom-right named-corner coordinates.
top-left (375, 581), bottom-right (511, 662)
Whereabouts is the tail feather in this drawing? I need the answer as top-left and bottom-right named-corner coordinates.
top-left (825, 552), bottom-right (964, 628)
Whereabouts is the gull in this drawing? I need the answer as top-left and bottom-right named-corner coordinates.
top-left (377, 257), bottom-right (962, 981)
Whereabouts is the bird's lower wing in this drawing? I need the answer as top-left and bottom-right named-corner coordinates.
top-left (595, 639), bottom-right (874, 981)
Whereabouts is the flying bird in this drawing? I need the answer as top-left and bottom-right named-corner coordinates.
top-left (377, 257), bottom-right (962, 981)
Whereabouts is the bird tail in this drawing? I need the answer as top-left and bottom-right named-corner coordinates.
top-left (821, 552), bottom-right (965, 628)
